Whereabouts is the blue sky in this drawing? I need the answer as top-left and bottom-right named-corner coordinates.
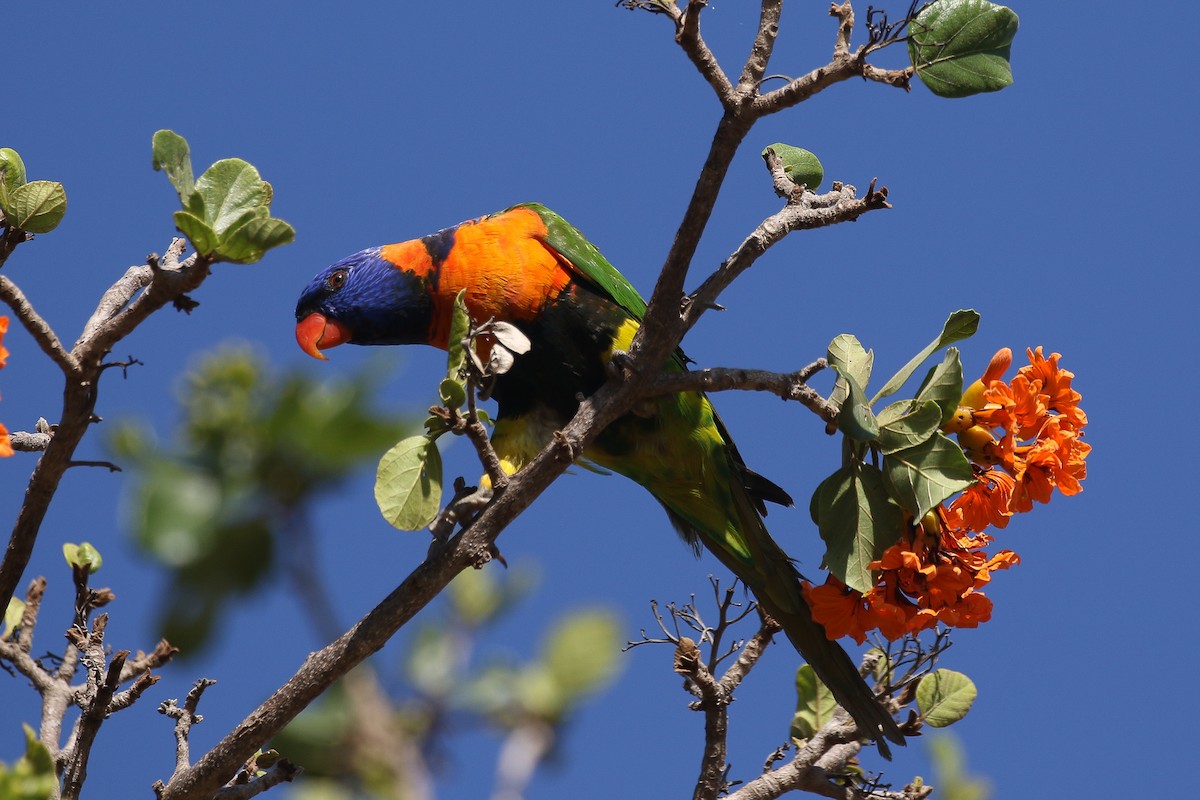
top-left (2, 1), bottom-right (1196, 797)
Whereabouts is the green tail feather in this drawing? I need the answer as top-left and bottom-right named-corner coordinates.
top-left (592, 392), bottom-right (904, 754)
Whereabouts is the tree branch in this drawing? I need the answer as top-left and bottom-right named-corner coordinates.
top-left (0, 275), bottom-right (78, 375)
top-left (674, 636), bottom-right (730, 800)
top-left (641, 361), bottom-right (836, 423)
top-left (737, 0), bottom-right (782, 94)
top-left (0, 241), bottom-right (213, 613)
top-left (753, 3), bottom-right (912, 117)
top-left (141, 3), bottom-right (918, 794)
top-left (676, 0), bottom-right (736, 107)
top-left (682, 179), bottom-right (891, 334)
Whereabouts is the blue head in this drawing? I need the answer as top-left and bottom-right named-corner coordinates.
top-left (295, 248), bottom-right (433, 358)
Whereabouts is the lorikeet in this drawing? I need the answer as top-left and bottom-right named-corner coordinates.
top-left (294, 203), bottom-right (903, 752)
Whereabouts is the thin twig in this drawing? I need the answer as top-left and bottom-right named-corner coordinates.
top-left (682, 181), bottom-right (891, 334)
top-left (0, 275), bottom-right (79, 375)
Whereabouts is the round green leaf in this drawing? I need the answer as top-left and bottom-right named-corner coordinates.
top-left (917, 668), bottom-right (977, 726)
top-left (876, 399), bottom-right (944, 454)
top-left (909, 0), bottom-right (1019, 98)
top-left (375, 435), bottom-right (443, 530)
top-left (0, 147), bottom-right (27, 194)
top-left (764, 143), bottom-right (824, 190)
top-left (439, 377), bottom-right (467, 411)
top-left (7, 180), bottom-right (67, 233)
top-left (883, 432), bottom-right (974, 519)
top-left (192, 158), bottom-right (268, 233)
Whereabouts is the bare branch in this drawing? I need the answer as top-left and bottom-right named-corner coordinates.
top-left (8, 429), bottom-right (52, 452)
top-left (674, 636), bottom-right (731, 800)
top-left (682, 180), bottom-right (891, 334)
top-left (0, 226), bottom-right (30, 268)
top-left (737, 0), bottom-right (783, 94)
top-left (119, 639), bottom-right (179, 682)
top-left (753, 4), bottom-right (912, 117)
top-left (154, 678), bottom-right (218, 797)
top-left (76, 240), bottom-right (186, 347)
top-left (0, 275), bottom-right (79, 375)
top-left (0, 241), bottom-right (213, 613)
top-left (212, 760), bottom-right (302, 800)
top-left (717, 614), bottom-right (781, 697)
top-left (677, 0), bottom-right (736, 107)
top-left (641, 362), bottom-right (837, 423)
top-left (61, 617), bottom-right (125, 799)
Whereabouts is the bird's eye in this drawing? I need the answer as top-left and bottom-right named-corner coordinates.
top-left (327, 268), bottom-right (348, 291)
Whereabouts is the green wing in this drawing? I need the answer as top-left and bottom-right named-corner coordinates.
top-left (517, 202), bottom-right (649, 320)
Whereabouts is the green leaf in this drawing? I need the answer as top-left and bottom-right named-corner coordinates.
top-left (448, 289), bottom-right (471, 359)
top-left (832, 366), bottom-right (879, 442)
top-left (0, 147), bottom-right (27, 194)
top-left (216, 216), bottom-right (296, 263)
top-left (63, 541), bottom-right (103, 573)
top-left (876, 399), bottom-right (943, 454)
top-left (151, 130), bottom-right (195, 202)
top-left (438, 378), bottom-right (467, 411)
top-left (3, 598), bottom-right (25, 640)
top-left (790, 664), bottom-right (839, 740)
top-left (173, 210), bottom-right (219, 255)
top-left (764, 143), bottom-right (824, 191)
top-left (873, 310), bottom-right (979, 403)
top-left (827, 334), bottom-right (873, 411)
top-left (541, 609), bottom-right (622, 704)
top-left (914, 347), bottom-right (965, 425)
top-left (917, 669), bottom-right (977, 726)
top-left (5, 180), bottom-right (67, 233)
top-left (827, 334), bottom-right (873, 390)
top-left (813, 464), bottom-right (904, 592)
top-left (21, 724), bottom-right (54, 776)
top-left (375, 435), bottom-right (443, 530)
top-left (883, 433), bottom-right (974, 519)
top-left (192, 158), bottom-right (268, 233)
top-left (909, 0), bottom-right (1019, 98)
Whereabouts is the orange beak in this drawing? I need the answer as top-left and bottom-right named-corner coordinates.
top-left (295, 312), bottom-right (352, 360)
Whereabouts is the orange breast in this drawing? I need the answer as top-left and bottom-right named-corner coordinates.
top-left (382, 207), bottom-right (573, 351)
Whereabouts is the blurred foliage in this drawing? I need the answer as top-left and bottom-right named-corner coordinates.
top-left (276, 566), bottom-right (623, 795)
top-left (0, 725), bottom-right (56, 800)
top-left (109, 343), bottom-right (410, 653)
top-left (928, 733), bottom-right (991, 800)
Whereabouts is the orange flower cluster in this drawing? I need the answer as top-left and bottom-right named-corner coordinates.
top-left (0, 316), bottom-right (10, 457)
top-left (804, 347), bottom-right (1088, 644)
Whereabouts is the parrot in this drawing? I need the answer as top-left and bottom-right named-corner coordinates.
top-left (294, 203), bottom-right (903, 753)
